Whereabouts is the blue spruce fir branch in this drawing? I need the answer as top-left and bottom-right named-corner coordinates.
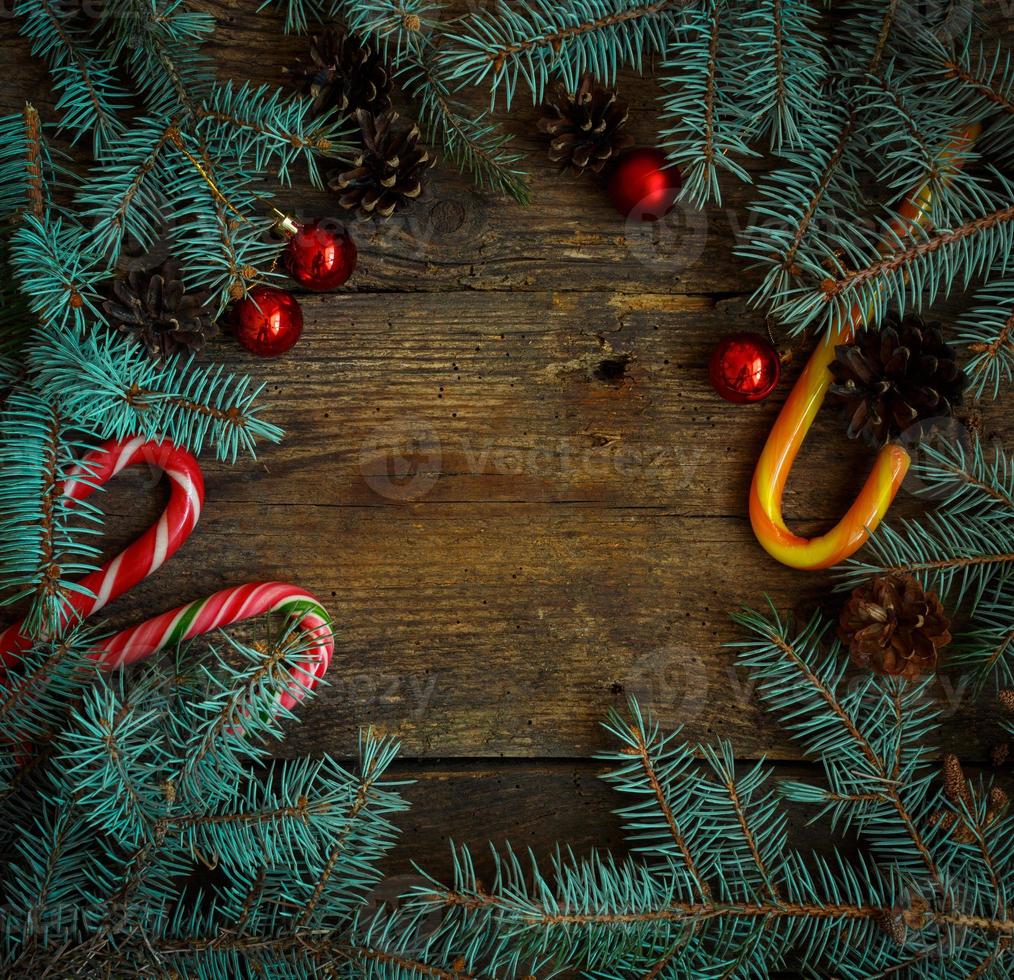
top-left (692, 741), bottom-right (788, 902)
top-left (27, 327), bottom-right (283, 463)
top-left (0, 106), bottom-right (64, 224)
top-left (79, 113), bottom-right (307, 303)
top-left (8, 213), bottom-right (104, 332)
top-left (399, 52), bottom-right (532, 204)
top-left (0, 625), bottom-right (103, 746)
top-left (77, 117), bottom-right (183, 263)
top-left (335, 0), bottom-right (442, 62)
top-left (851, 59), bottom-right (987, 225)
top-left (171, 755), bottom-right (397, 876)
top-left (0, 388), bottom-right (103, 638)
top-left (263, 0), bottom-right (440, 50)
top-left (833, 0), bottom-right (910, 76)
top-left (438, 0), bottom-right (685, 109)
top-left (195, 82), bottom-right (357, 187)
top-left (771, 167), bottom-right (1014, 335)
top-left (4, 803), bottom-right (116, 939)
top-left (280, 729), bottom-right (407, 932)
top-left (404, 838), bottom-right (954, 978)
top-left (731, 604), bottom-right (945, 885)
top-left (919, 26), bottom-right (1014, 167)
top-left (157, 132), bottom-right (283, 304)
top-left (956, 274), bottom-right (1014, 399)
top-left (735, 101), bottom-right (864, 310)
top-left (907, 441), bottom-right (1014, 523)
top-left (729, 0), bottom-right (828, 153)
top-left (60, 670), bottom-right (177, 845)
top-left (658, 0), bottom-right (758, 207)
top-left (838, 512), bottom-right (1013, 612)
top-left (174, 623), bottom-right (330, 800)
top-left (949, 584), bottom-right (1014, 691)
top-left (98, 0), bottom-right (215, 118)
top-left (837, 441), bottom-right (1014, 612)
top-left (598, 699), bottom-right (707, 885)
top-left (259, 0), bottom-right (332, 34)
top-left (13, 0), bottom-right (128, 152)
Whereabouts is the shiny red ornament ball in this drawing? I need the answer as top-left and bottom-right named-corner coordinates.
top-left (230, 285), bottom-right (303, 357)
top-left (607, 148), bottom-right (683, 220)
top-left (283, 219), bottom-right (357, 291)
top-left (708, 332), bottom-right (781, 403)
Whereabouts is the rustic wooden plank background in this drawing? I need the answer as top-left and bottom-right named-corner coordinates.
top-left (2, 1), bottom-right (1012, 889)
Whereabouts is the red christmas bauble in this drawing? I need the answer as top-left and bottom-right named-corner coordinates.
top-left (283, 219), bottom-right (357, 291)
top-left (607, 148), bottom-right (683, 220)
top-left (230, 285), bottom-right (303, 357)
top-left (708, 332), bottom-right (781, 403)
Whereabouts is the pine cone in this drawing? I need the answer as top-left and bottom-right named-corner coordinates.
top-left (839, 573), bottom-right (951, 680)
top-left (286, 28), bottom-right (392, 118)
top-left (828, 311), bottom-right (966, 449)
top-left (328, 110), bottom-right (431, 220)
top-left (103, 244), bottom-right (217, 361)
top-left (537, 73), bottom-right (633, 175)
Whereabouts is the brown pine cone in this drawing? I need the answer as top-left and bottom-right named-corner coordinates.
top-left (286, 28), bottom-right (392, 118)
top-left (103, 243), bottom-right (217, 361)
top-left (839, 573), bottom-right (951, 680)
top-left (828, 311), bottom-right (966, 450)
top-left (537, 73), bottom-right (633, 175)
top-left (328, 110), bottom-right (432, 220)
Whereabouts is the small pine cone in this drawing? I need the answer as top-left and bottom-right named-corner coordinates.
top-left (941, 753), bottom-right (972, 807)
top-left (103, 242), bottom-right (216, 361)
top-left (328, 110), bottom-right (432, 220)
top-left (1000, 689), bottom-right (1014, 713)
top-left (839, 574), bottom-right (951, 680)
top-left (537, 73), bottom-right (633, 175)
top-left (878, 911), bottom-right (907, 946)
top-left (991, 743), bottom-right (1009, 768)
top-left (985, 785), bottom-right (1009, 825)
top-left (828, 311), bottom-right (966, 450)
top-left (286, 27), bottom-right (392, 118)
top-left (901, 893), bottom-right (929, 932)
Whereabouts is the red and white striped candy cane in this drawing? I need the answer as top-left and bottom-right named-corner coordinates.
top-left (96, 581), bottom-right (332, 712)
top-left (0, 437), bottom-right (332, 713)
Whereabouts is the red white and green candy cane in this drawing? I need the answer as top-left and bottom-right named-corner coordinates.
top-left (0, 436), bottom-right (332, 714)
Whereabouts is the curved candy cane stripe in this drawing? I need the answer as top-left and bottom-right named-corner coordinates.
top-left (749, 126), bottom-right (979, 571)
top-left (0, 437), bottom-right (204, 661)
top-left (95, 582), bottom-right (333, 712)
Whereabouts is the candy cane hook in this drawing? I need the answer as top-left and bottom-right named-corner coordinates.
top-left (0, 437), bottom-right (332, 713)
top-left (750, 126), bottom-right (980, 570)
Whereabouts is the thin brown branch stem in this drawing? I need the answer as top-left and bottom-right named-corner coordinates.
top-left (488, 0), bottom-right (683, 72)
top-left (767, 632), bottom-right (943, 887)
top-left (968, 309), bottom-right (1014, 375)
top-left (629, 724), bottom-right (711, 898)
top-left (820, 205), bottom-right (1014, 300)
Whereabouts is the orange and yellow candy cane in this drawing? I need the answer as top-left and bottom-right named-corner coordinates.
top-left (750, 126), bottom-right (980, 570)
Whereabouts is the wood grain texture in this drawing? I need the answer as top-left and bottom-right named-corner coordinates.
top-left (2, 0), bottom-right (1013, 878)
top-left (92, 289), bottom-right (1011, 763)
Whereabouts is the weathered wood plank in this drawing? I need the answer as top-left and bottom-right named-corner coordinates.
top-left (74, 289), bottom-right (1011, 763)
